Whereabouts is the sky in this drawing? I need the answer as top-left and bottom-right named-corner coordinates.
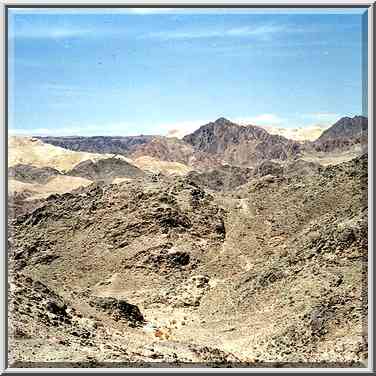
top-left (8, 8), bottom-right (368, 137)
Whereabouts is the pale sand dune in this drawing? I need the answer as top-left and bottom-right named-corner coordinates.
top-left (8, 179), bottom-right (36, 194)
top-left (9, 175), bottom-right (93, 200)
top-left (9, 136), bottom-right (192, 176)
top-left (8, 136), bottom-right (133, 172)
top-left (133, 156), bottom-right (192, 176)
top-left (8, 137), bottom-right (193, 200)
top-left (260, 125), bottom-right (327, 142)
top-left (112, 177), bottom-right (134, 185)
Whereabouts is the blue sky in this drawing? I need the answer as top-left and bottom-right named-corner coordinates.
top-left (8, 8), bottom-right (368, 137)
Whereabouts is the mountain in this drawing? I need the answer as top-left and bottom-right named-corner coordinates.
top-left (8, 115), bottom-right (368, 366)
top-left (182, 118), bottom-right (302, 167)
top-left (312, 116), bottom-right (368, 152)
top-left (9, 154), bottom-right (367, 365)
top-left (37, 116), bottom-right (367, 170)
top-left (40, 118), bottom-right (303, 169)
top-left (66, 157), bottom-right (145, 181)
top-left (38, 135), bottom-right (154, 156)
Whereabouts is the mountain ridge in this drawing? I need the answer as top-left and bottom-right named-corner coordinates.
top-left (37, 115), bottom-right (367, 169)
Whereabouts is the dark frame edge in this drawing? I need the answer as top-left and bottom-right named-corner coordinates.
top-left (3, 3), bottom-right (374, 9)
top-left (3, 3), bottom-right (8, 375)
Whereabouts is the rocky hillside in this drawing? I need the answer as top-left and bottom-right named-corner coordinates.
top-left (38, 135), bottom-right (154, 156)
top-left (8, 139), bottom-right (196, 218)
top-left (8, 164), bottom-right (62, 184)
top-left (186, 165), bottom-right (254, 192)
top-left (66, 157), bottom-right (145, 182)
top-left (312, 116), bottom-right (368, 152)
top-left (8, 153), bottom-right (368, 366)
top-left (183, 118), bottom-right (302, 166)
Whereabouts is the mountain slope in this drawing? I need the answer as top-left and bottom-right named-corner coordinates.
top-left (9, 154), bottom-right (367, 365)
top-left (183, 118), bottom-right (302, 167)
top-left (66, 157), bottom-right (145, 181)
top-left (312, 116), bottom-right (368, 152)
top-left (38, 135), bottom-right (154, 155)
top-left (8, 164), bottom-right (61, 184)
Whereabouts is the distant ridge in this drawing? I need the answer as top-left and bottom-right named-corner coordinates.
top-left (313, 115), bottom-right (368, 152)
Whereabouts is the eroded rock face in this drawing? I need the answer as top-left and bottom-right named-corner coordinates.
top-left (9, 273), bottom-right (75, 338)
top-left (90, 297), bottom-right (145, 326)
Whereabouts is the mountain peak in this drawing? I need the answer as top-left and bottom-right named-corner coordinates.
top-left (213, 117), bottom-right (234, 126)
top-left (313, 114), bottom-right (368, 151)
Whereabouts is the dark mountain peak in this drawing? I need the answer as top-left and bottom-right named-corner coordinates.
top-left (183, 117), bottom-right (301, 166)
top-left (315, 115), bottom-right (368, 143)
top-left (213, 117), bottom-right (236, 126)
top-left (313, 115), bottom-right (368, 152)
top-left (333, 115), bottom-right (367, 127)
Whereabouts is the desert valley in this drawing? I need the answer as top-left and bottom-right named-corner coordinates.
top-left (8, 115), bottom-right (368, 367)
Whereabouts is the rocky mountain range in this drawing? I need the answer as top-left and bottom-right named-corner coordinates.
top-left (8, 114), bottom-right (368, 367)
top-left (39, 115), bottom-right (367, 168)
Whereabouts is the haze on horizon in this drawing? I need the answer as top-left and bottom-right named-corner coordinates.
top-left (8, 7), bottom-right (367, 138)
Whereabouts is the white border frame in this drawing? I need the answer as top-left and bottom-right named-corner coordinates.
top-left (0, 1), bottom-right (373, 373)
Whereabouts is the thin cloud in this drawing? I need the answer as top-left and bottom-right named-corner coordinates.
top-left (41, 84), bottom-right (96, 96)
top-left (9, 123), bottom-right (136, 137)
top-left (11, 26), bottom-right (93, 40)
top-left (303, 112), bottom-right (341, 123)
top-left (160, 119), bottom-right (211, 138)
top-left (147, 24), bottom-right (286, 40)
top-left (236, 114), bottom-right (285, 126)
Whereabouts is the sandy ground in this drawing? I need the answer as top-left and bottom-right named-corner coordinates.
top-left (9, 176), bottom-right (93, 199)
top-left (8, 136), bottom-right (134, 172)
top-left (133, 156), bottom-right (192, 176)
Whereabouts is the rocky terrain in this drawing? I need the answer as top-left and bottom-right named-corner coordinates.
top-left (8, 115), bottom-right (368, 368)
top-left (312, 116), bottom-right (368, 153)
top-left (182, 117), bottom-right (302, 166)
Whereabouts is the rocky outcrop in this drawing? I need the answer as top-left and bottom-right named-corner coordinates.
top-left (8, 164), bottom-right (61, 184)
top-left (90, 297), bottom-right (144, 326)
top-left (312, 116), bottom-right (368, 152)
top-left (186, 165), bottom-right (254, 192)
top-left (66, 157), bottom-right (145, 181)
